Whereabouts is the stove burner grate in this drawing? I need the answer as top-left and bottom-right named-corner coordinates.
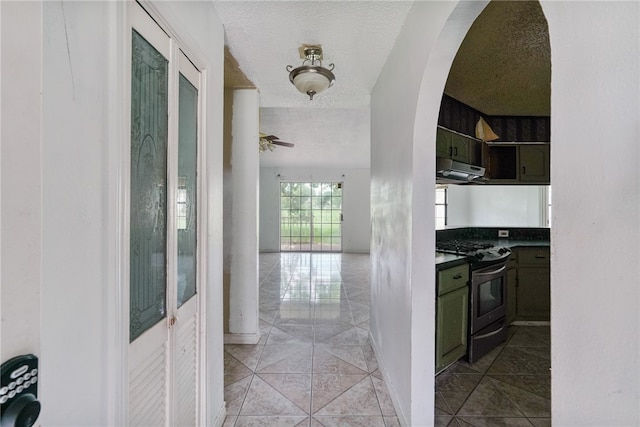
top-left (436, 240), bottom-right (495, 253)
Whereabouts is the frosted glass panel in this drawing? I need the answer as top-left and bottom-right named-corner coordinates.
top-left (130, 30), bottom-right (169, 342)
top-left (177, 74), bottom-right (198, 308)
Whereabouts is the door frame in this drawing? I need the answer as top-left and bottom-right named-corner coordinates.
top-left (109, 1), bottom-right (211, 425)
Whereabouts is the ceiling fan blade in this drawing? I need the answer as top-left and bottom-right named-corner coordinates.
top-left (271, 140), bottom-right (295, 148)
top-left (262, 134), bottom-right (280, 141)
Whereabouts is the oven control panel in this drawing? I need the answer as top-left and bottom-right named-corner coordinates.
top-left (1, 354), bottom-right (40, 427)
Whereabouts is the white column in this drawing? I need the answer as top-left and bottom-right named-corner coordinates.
top-left (227, 89), bottom-right (260, 343)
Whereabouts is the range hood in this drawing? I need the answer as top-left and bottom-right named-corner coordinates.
top-left (436, 157), bottom-right (486, 184)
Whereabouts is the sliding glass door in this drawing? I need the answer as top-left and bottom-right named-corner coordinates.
top-left (280, 182), bottom-right (342, 252)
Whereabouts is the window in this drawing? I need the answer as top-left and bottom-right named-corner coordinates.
top-left (436, 186), bottom-right (447, 230)
top-left (547, 186), bottom-right (552, 227)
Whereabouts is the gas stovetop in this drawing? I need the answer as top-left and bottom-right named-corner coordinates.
top-left (436, 240), bottom-right (511, 266)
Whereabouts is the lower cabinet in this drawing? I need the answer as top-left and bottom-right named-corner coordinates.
top-left (436, 264), bottom-right (469, 373)
top-left (510, 247), bottom-right (550, 322)
top-left (517, 267), bottom-right (550, 320)
top-left (507, 258), bottom-right (518, 325)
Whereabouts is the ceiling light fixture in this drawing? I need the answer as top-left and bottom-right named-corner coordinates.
top-left (286, 46), bottom-right (335, 100)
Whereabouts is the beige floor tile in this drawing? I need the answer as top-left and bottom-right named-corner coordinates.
top-left (225, 375), bottom-right (252, 416)
top-left (312, 415), bottom-right (386, 426)
top-left (223, 415), bottom-right (237, 427)
top-left (225, 344), bottom-right (265, 372)
top-left (315, 344), bottom-right (368, 372)
top-left (383, 416), bottom-right (401, 427)
top-left (239, 376), bottom-right (307, 417)
top-left (314, 376), bottom-right (382, 416)
top-left (234, 416), bottom-right (309, 427)
top-left (256, 344), bottom-right (312, 373)
top-left (312, 349), bottom-right (368, 375)
top-left (225, 352), bottom-right (253, 385)
top-left (371, 376), bottom-right (396, 416)
top-left (321, 326), bottom-right (369, 346)
top-left (258, 373), bottom-right (312, 414)
top-left (311, 373), bottom-right (368, 413)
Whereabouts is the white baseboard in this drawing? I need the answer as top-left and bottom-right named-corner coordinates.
top-left (224, 333), bottom-right (261, 345)
top-left (213, 401), bottom-right (227, 427)
top-left (511, 320), bottom-right (550, 326)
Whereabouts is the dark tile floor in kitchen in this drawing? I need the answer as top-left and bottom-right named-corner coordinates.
top-left (435, 325), bottom-right (551, 427)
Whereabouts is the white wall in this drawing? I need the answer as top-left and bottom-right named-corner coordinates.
top-left (1, 1), bottom-right (42, 362)
top-left (260, 167), bottom-right (370, 253)
top-left (447, 185), bottom-right (547, 227)
top-left (370, 2), bottom-right (488, 425)
top-left (9, 1), bottom-right (226, 425)
top-left (541, 2), bottom-right (639, 425)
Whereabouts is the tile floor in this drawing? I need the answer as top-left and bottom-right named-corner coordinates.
top-left (223, 252), bottom-right (551, 427)
top-left (223, 252), bottom-right (400, 427)
top-left (435, 325), bottom-right (551, 427)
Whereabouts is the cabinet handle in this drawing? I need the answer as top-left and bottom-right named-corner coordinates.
top-left (453, 274), bottom-right (463, 279)
top-left (535, 255), bottom-right (546, 259)
top-left (454, 147), bottom-right (458, 156)
top-left (522, 166), bottom-right (527, 175)
top-left (449, 147), bottom-right (453, 156)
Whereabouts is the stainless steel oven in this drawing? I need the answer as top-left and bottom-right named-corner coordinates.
top-left (468, 260), bottom-right (508, 363)
top-left (435, 240), bottom-right (511, 363)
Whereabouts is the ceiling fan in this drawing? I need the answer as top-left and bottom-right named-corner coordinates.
top-left (259, 133), bottom-right (295, 152)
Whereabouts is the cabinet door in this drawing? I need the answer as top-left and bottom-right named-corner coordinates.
top-left (506, 267), bottom-right (518, 325)
top-left (436, 286), bottom-right (468, 373)
top-left (516, 267), bottom-right (550, 321)
top-left (520, 145), bottom-right (550, 183)
top-left (450, 133), bottom-right (471, 163)
top-left (436, 127), bottom-right (451, 158)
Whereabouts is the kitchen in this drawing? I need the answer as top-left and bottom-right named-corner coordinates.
top-left (433, 2), bottom-right (551, 424)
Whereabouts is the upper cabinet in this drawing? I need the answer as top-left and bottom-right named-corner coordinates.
top-left (437, 95), bottom-right (550, 185)
top-left (436, 126), bottom-right (480, 165)
top-left (482, 143), bottom-right (550, 184)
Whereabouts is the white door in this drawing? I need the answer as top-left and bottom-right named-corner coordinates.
top-left (128, 3), bottom-right (202, 425)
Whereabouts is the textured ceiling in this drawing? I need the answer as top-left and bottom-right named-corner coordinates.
top-left (213, 1), bottom-right (414, 109)
top-left (214, 1), bottom-right (551, 167)
top-left (445, 1), bottom-right (551, 116)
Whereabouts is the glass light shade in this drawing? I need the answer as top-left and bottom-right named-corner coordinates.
top-left (289, 65), bottom-right (335, 100)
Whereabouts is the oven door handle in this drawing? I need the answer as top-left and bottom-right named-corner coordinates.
top-left (473, 264), bottom-right (506, 279)
top-left (474, 319), bottom-right (507, 339)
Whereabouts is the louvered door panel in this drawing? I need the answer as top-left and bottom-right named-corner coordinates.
top-left (129, 331), bottom-right (168, 426)
top-left (175, 297), bottom-right (198, 426)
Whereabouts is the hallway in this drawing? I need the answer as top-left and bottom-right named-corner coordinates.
top-left (223, 253), bottom-right (400, 427)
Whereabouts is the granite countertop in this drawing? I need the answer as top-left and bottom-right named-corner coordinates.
top-left (436, 237), bottom-right (550, 270)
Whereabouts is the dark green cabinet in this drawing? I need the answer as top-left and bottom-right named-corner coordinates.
top-left (506, 250), bottom-right (518, 325)
top-left (436, 263), bottom-right (469, 373)
top-left (514, 247), bottom-right (550, 321)
top-left (520, 145), bottom-right (550, 183)
top-left (482, 143), bottom-right (550, 184)
top-left (436, 126), bottom-right (477, 165)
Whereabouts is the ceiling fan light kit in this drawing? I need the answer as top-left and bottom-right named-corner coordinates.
top-left (286, 46), bottom-right (335, 100)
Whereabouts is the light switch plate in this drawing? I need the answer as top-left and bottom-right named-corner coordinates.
top-left (498, 230), bottom-right (509, 238)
